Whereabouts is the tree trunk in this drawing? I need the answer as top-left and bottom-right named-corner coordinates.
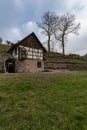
top-left (62, 35), bottom-right (65, 55)
top-left (48, 35), bottom-right (50, 53)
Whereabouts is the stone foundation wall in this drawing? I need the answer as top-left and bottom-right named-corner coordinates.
top-left (15, 59), bottom-right (44, 73)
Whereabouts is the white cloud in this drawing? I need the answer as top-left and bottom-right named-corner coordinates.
top-left (4, 27), bottom-right (22, 43)
top-left (22, 21), bottom-right (38, 33)
top-left (21, 21), bottom-right (46, 43)
top-left (14, 0), bottom-right (25, 9)
top-left (3, 21), bottom-right (46, 45)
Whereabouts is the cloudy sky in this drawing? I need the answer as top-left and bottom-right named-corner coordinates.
top-left (0, 0), bottom-right (87, 55)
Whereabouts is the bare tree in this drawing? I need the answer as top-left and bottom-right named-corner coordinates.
top-left (38, 11), bottom-right (58, 53)
top-left (54, 13), bottom-right (80, 55)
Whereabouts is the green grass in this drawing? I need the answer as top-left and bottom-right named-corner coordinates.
top-left (0, 72), bottom-right (87, 130)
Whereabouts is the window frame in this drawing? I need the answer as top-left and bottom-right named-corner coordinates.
top-left (37, 61), bottom-right (42, 68)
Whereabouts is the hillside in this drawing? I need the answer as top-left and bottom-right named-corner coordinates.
top-left (45, 52), bottom-right (87, 70)
top-left (0, 44), bottom-right (11, 72)
top-left (0, 44), bottom-right (10, 61)
top-left (45, 52), bottom-right (85, 63)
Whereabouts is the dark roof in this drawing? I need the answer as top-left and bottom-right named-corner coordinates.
top-left (8, 32), bottom-right (47, 53)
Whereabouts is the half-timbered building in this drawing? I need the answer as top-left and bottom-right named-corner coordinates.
top-left (6, 32), bottom-right (46, 73)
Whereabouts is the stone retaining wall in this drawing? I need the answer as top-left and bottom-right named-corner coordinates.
top-left (45, 62), bottom-right (87, 70)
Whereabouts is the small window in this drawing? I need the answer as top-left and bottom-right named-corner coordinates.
top-left (21, 49), bottom-right (26, 56)
top-left (37, 61), bottom-right (41, 68)
top-left (20, 49), bottom-right (26, 60)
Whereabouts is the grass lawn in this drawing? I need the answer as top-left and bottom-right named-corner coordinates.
top-left (0, 71), bottom-right (87, 130)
